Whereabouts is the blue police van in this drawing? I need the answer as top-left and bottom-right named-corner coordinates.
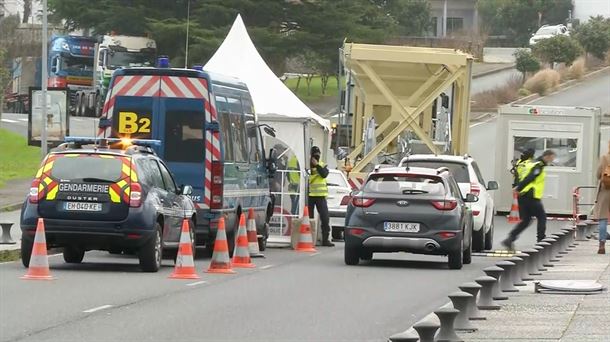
top-left (98, 61), bottom-right (276, 252)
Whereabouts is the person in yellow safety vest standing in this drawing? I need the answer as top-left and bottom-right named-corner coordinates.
top-left (287, 155), bottom-right (300, 215)
top-left (512, 148), bottom-right (535, 187)
top-left (308, 146), bottom-right (334, 247)
top-left (502, 150), bottom-right (556, 250)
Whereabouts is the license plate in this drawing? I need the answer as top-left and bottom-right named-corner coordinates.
top-left (384, 222), bottom-right (420, 233)
top-left (65, 202), bottom-right (102, 212)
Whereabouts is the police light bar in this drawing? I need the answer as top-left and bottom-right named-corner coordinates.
top-left (157, 56), bottom-right (170, 68)
top-left (65, 136), bottom-right (161, 147)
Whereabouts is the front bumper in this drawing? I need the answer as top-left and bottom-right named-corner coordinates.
top-left (344, 227), bottom-right (462, 255)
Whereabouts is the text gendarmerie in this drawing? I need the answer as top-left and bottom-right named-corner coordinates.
top-left (59, 183), bottom-right (110, 193)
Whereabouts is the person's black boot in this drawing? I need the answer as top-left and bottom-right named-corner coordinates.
top-left (501, 238), bottom-right (514, 251)
top-left (322, 238), bottom-right (335, 247)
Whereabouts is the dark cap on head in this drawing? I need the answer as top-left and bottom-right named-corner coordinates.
top-left (311, 146), bottom-right (321, 155)
top-left (521, 148), bottom-right (535, 159)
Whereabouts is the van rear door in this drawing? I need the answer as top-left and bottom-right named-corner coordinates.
top-left (158, 76), bottom-right (208, 207)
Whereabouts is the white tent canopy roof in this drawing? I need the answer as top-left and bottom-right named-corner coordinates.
top-left (204, 14), bottom-right (330, 130)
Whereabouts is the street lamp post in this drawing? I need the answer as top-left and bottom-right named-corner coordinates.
top-left (184, 0), bottom-right (190, 68)
top-left (41, 0), bottom-right (48, 157)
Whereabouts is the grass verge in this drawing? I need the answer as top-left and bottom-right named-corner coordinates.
top-left (0, 128), bottom-right (41, 188)
top-left (0, 249), bottom-right (20, 263)
top-left (284, 75), bottom-right (341, 102)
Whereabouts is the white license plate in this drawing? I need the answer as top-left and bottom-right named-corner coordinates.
top-left (65, 202), bottom-right (102, 212)
top-left (383, 222), bottom-right (420, 232)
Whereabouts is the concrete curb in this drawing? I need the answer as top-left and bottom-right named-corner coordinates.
top-left (512, 65), bottom-right (610, 105)
top-left (1, 202), bottom-right (22, 213)
top-left (472, 64), bottom-right (515, 79)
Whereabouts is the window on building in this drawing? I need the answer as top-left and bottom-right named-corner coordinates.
top-left (446, 17), bottom-right (464, 34)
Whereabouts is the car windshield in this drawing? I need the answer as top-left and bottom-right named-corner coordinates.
top-left (363, 174), bottom-right (445, 195)
top-left (61, 56), bottom-right (93, 72)
top-left (108, 51), bottom-right (155, 69)
top-left (50, 155), bottom-right (124, 182)
top-left (327, 172), bottom-right (348, 187)
top-left (403, 161), bottom-right (470, 183)
top-left (536, 27), bottom-right (558, 35)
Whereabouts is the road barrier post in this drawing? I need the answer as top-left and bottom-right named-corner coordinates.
top-left (458, 282), bottom-right (485, 321)
top-left (496, 261), bottom-right (518, 292)
top-left (0, 222), bottom-right (15, 244)
top-left (448, 291), bottom-right (477, 332)
top-left (508, 256), bottom-right (526, 286)
top-left (533, 244), bottom-right (548, 272)
top-left (475, 276), bottom-right (501, 310)
top-left (483, 266), bottom-right (508, 300)
top-left (516, 252), bottom-right (533, 281)
top-left (575, 222), bottom-right (587, 241)
top-left (412, 320), bottom-right (440, 342)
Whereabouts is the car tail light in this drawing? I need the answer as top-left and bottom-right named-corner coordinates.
top-left (473, 210), bottom-right (480, 216)
top-left (437, 231), bottom-right (457, 239)
top-left (29, 179), bottom-right (41, 203)
top-left (470, 182), bottom-right (481, 196)
top-left (211, 161), bottom-right (223, 209)
top-left (431, 200), bottom-right (457, 210)
top-left (130, 182), bottom-right (142, 207)
top-left (48, 77), bottom-right (67, 88)
top-left (340, 195), bottom-right (351, 206)
top-left (352, 197), bottom-right (375, 208)
top-left (348, 228), bottom-right (365, 236)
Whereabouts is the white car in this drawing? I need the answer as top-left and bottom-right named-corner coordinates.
top-left (326, 169), bottom-right (352, 240)
top-left (529, 24), bottom-right (569, 46)
top-left (399, 155), bottom-right (498, 251)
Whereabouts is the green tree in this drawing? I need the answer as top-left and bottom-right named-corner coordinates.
top-left (479, 0), bottom-right (573, 46)
top-left (0, 49), bottom-right (10, 117)
top-left (533, 35), bottom-right (582, 65)
top-left (513, 48), bottom-right (540, 79)
top-left (574, 16), bottom-right (610, 60)
top-left (373, 0), bottom-right (431, 36)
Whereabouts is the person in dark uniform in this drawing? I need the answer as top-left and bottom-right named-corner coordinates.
top-left (502, 149), bottom-right (556, 250)
top-left (308, 146), bottom-right (334, 247)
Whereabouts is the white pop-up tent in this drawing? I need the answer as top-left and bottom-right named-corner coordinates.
top-left (204, 15), bottom-right (331, 239)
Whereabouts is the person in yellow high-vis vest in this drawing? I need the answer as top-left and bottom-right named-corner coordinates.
top-left (308, 146), bottom-right (334, 247)
top-left (512, 148), bottom-right (535, 187)
top-left (503, 150), bottom-right (556, 250)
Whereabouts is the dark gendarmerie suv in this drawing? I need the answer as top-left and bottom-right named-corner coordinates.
top-left (344, 166), bottom-right (476, 269)
top-left (20, 137), bottom-right (196, 272)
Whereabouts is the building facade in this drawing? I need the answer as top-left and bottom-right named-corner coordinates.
top-left (429, 0), bottom-right (478, 37)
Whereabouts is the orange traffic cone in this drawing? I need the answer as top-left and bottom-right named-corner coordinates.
top-left (508, 191), bottom-right (521, 223)
top-left (295, 207), bottom-right (317, 253)
top-left (21, 218), bottom-right (54, 280)
top-left (206, 217), bottom-right (235, 274)
top-left (169, 218), bottom-right (200, 279)
top-left (232, 214), bottom-right (256, 268)
top-left (247, 208), bottom-right (264, 258)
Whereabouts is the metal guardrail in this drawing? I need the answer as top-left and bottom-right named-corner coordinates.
top-left (573, 185), bottom-right (597, 223)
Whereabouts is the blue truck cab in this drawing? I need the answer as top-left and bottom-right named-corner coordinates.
top-left (98, 66), bottom-right (276, 251)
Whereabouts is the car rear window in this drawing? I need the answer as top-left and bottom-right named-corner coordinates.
top-left (50, 155), bottom-right (124, 182)
top-left (364, 174), bottom-right (445, 195)
top-left (404, 161), bottom-right (470, 183)
top-left (327, 172), bottom-right (348, 188)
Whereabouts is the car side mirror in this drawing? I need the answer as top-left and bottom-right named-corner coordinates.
top-left (465, 193), bottom-right (478, 203)
top-left (180, 185), bottom-right (193, 196)
top-left (487, 181), bottom-right (499, 190)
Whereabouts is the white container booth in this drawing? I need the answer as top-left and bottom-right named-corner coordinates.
top-left (494, 105), bottom-right (601, 215)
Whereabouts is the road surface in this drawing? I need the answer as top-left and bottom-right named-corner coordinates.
top-left (1, 71), bottom-right (607, 342)
top-left (0, 207), bottom-right (565, 342)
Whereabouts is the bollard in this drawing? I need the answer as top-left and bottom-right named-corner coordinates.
top-left (533, 244), bottom-right (547, 272)
top-left (0, 222), bottom-right (16, 245)
top-left (559, 228), bottom-right (572, 252)
top-left (434, 307), bottom-right (463, 342)
top-left (540, 239), bottom-right (556, 267)
top-left (585, 220), bottom-right (598, 240)
top-left (496, 260), bottom-right (518, 292)
top-left (475, 276), bottom-right (501, 310)
top-left (515, 251), bottom-right (533, 286)
top-left (566, 226), bottom-right (578, 247)
top-left (483, 266), bottom-right (508, 300)
top-left (388, 330), bottom-right (419, 342)
top-left (544, 237), bottom-right (560, 262)
top-left (412, 320), bottom-right (440, 342)
top-left (458, 282), bottom-right (485, 321)
top-left (575, 222), bottom-right (587, 241)
top-left (552, 232), bottom-right (566, 257)
top-left (507, 256), bottom-right (526, 286)
top-left (517, 251), bottom-right (535, 280)
top-left (525, 248), bottom-right (542, 276)
top-left (536, 241), bottom-right (552, 269)
top-left (448, 291), bottom-right (477, 332)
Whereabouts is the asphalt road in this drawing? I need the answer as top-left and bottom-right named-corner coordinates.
top-left (1, 113), bottom-right (98, 138)
top-left (1, 71), bottom-right (607, 342)
top-left (0, 211), bottom-right (565, 342)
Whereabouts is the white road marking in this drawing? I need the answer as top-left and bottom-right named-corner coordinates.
top-left (260, 265), bottom-right (273, 270)
top-left (83, 304), bottom-right (113, 313)
top-left (186, 280), bottom-right (208, 287)
top-left (72, 118), bottom-right (83, 122)
top-left (310, 252), bottom-right (321, 256)
top-left (469, 115), bottom-right (496, 128)
top-left (1, 118), bottom-right (18, 123)
top-left (18, 118), bottom-right (28, 122)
